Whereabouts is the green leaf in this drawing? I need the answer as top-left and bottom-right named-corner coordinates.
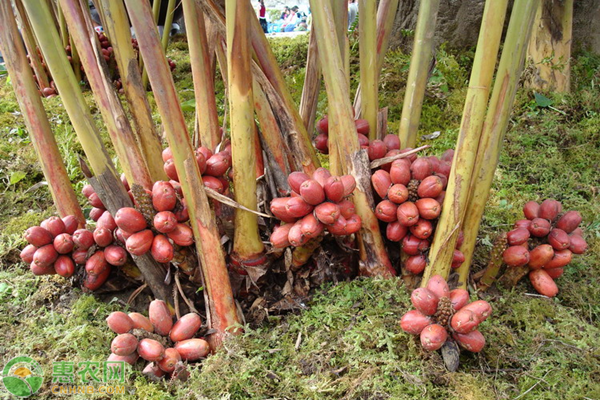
top-left (534, 92), bottom-right (553, 108)
top-left (9, 171), bottom-right (27, 185)
top-left (180, 99), bottom-right (196, 112)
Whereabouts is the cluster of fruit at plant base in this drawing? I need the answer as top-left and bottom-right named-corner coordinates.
top-left (400, 275), bottom-right (491, 353)
top-left (162, 144), bottom-right (231, 196)
top-left (106, 300), bottom-right (208, 382)
top-left (502, 199), bottom-right (587, 297)
top-left (371, 148), bottom-right (464, 275)
top-left (86, 179), bottom-right (197, 267)
top-left (19, 214), bottom-right (95, 280)
top-left (269, 168), bottom-right (360, 247)
top-left (30, 32), bottom-right (175, 98)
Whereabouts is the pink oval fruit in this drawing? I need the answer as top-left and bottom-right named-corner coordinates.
top-left (270, 224), bottom-right (293, 248)
top-left (166, 223), bottom-right (194, 247)
top-left (152, 181), bottom-right (177, 212)
top-left (33, 244), bottom-right (58, 268)
top-left (396, 202), bottom-right (419, 226)
top-left (387, 184), bottom-right (409, 204)
top-left (405, 255), bottom-right (427, 274)
top-left (20, 244), bottom-right (37, 264)
top-left (528, 244), bottom-right (554, 269)
top-left (158, 348), bottom-right (181, 373)
top-left (111, 333), bottom-right (139, 356)
top-left (153, 211), bottom-right (178, 233)
top-left (151, 234), bottom-right (174, 263)
top-left (417, 175), bottom-right (443, 198)
top-left (426, 275), bottom-right (449, 299)
top-left (547, 228), bottom-right (570, 251)
top-left (400, 310), bottom-right (431, 335)
top-left (371, 170), bottom-right (392, 199)
top-left (556, 211), bottom-right (582, 233)
top-left (106, 311), bottom-right (134, 334)
top-left (415, 198), bottom-right (441, 220)
top-left (41, 216), bottom-right (66, 238)
top-left (170, 313), bottom-right (202, 342)
top-left (375, 200), bottom-right (398, 223)
top-left (529, 269), bottom-right (559, 297)
top-left (502, 245), bottom-right (530, 267)
top-left (53, 233), bottom-right (74, 254)
top-left (299, 179), bottom-right (325, 205)
top-left (410, 287), bottom-right (439, 316)
top-left (174, 338), bottom-right (210, 361)
top-left (149, 299), bottom-right (173, 336)
top-left (449, 289), bottom-right (470, 311)
top-left (24, 226), bottom-right (53, 247)
top-left (126, 229), bottom-right (154, 256)
top-left (138, 338), bottom-right (165, 362)
top-left (523, 201), bottom-right (540, 220)
top-left (386, 221), bottom-right (408, 242)
top-left (115, 207), bottom-right (147, 233)
top-left (453, 330), bottom-right (485, 353)
top-left (420, 324), bottom-right (448, 351)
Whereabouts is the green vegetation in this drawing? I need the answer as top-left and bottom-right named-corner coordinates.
top-left (0, 35), bottom-right (599, 399)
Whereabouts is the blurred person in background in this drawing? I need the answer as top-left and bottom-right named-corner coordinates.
top-left (258, 0), bottom-right (268, 33)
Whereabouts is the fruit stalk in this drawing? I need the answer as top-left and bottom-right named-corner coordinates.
top-left (97, 0), bottom-right (167, 183)
top-left (421, 0), bottom-right (509, 286)
top-left (397, 0), bottom-right (440, 149)
top-left (459, 0), bottom-right (541, 286)
top-left (0, 1), bottom-right (84, 227)
top-left (358, 0), bottom-right (378, 140)
top-left (310, 0), bottom-right (394, 277)
top-left (181, 0), bottom-right (221, 151)
top-left (60, 0), bottom-right (153, 190)
top-left (124, 0), bottom-right (241, 348)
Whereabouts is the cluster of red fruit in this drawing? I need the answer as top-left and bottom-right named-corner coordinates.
top-left (371, 149), bottom-right (463, 274)
top-left (502, 199), bottom-right (587, 297)
top-left (162, 145), bottom-right (231, 195)
top-left (400, 275), bottom-right (491, 353)
top-left (269, 168), bottom-right (360, 248)
top-left (106, 300), bottom-right (208, 381)
top-left (19, 213), bottom-right (122, 290)
top-left (87, 180), bottom-right (196, 264)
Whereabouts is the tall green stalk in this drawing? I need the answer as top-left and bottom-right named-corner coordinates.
top-left (458, 0), bottom-right (541, 289)
top-left (226, 0), bottom-right (265, 264)
top-left (359, 0), bottom-right (378, 139)
top-left (124, 0), bottom-right (241, 349)
top-left (160, 0), bottom-right (177, 52)
top-left (398, 0), bottom-right (440, 148)
top-left (182, 0), bottom-right (220, 151)
top-left (421, 0), bottom-right (509, 286)
top-left (310, 0), bottom-right (395, 277)
top-left (353, 0), bottom-right (400, 119)
top-left (0, 1), bottom-right (84, 227)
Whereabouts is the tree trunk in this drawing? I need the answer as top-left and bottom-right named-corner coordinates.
top-left (526, 0), bottom-right (573, 92)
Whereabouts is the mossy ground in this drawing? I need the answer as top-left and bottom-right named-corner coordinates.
top-left (0, 35), bottom-right (599, 399)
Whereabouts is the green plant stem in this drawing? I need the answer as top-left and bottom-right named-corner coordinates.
top-left (421, 0), bottom-right (509, 286)
top-left (397, 0), bottom-right (440, 149)
top-left (226, 0), bottom-right (265, 263)
top-left (182, 0), bottom-right (220, 151)
top-left (353, 0), bottom-right (399, 121)
top-left (458, 0), bottom-right (541, 288)
top-left (359, 0), bottom-right (378, 140)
